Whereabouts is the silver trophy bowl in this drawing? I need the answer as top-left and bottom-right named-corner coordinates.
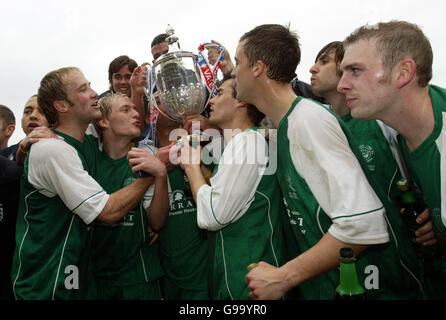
top-left (152, 51), bottom-right (208, 122)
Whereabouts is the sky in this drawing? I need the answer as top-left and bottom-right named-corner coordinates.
top-left (2, 0), bottom-right (446, 145)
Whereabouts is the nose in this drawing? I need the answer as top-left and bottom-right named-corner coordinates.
top-left (337, 74), bottom-right (349, 94)
top-left (91, 88), bottom-right (98, 99)
top-left (309, 63), bottom-right (318, 74)
top-left (209, 96), bottom-right (216, 105)
top-left (29, 109), bottom-right (39, 120)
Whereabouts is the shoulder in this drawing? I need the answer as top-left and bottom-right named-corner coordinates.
top-left (30, 138), bottom-right (78, 163)
top-left (288, 98), bottom-right (339, 134)
top-left (289, 98), bottom-right (334, 122)
top-left (0, 143), bottom-right (19, 159)
top-left (231, 130), bottom-right (267, 149)
top-left (98, 90), bottom-right (112, 99)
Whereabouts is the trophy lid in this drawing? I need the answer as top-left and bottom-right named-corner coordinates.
top-left (165, 24), bottom-right (181, 52)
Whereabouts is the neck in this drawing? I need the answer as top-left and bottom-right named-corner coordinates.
top-left (157, 121), bottom-right (181, 147)
top-left (384, 86), bottom-right (433, 152)
top-left (0, 140), bottom-right (7, 149)
top-left (326, 91), bottom-right (350, 117)
top-left (221, 116), bottom-right (254, 143)
top-left (251, 80), bottom-right (297, 128)
top-left (103, 134), bottom-right (133, 159)
top-left (54, 121), bottom-right (89, 143)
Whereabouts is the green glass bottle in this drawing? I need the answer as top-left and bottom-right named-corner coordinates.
top-left (334, 247), bottom-right (366, 300)
top-left (396, 179), bottom-right (437, 258)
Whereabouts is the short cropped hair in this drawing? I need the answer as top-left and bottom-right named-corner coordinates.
top-left (151, 33), bottom-right (169, 48)
top-left (108, 55), bottom-right (138, 91)
top-left (0, 105), bottom-right (16, 127)
top-left (344, 20), bottom-right (433, 87)
top-left (38, 67), bottom-right (79, 128)
top-left (240, 24), bottom-right (300, 83)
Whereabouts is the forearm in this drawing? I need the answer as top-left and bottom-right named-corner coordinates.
top-left (221, 59), bottom-right (234, 75)
top-left (281, 233), bottom-right (368, 291)
top-left (184, 164), bottom-right (207, 203)
top-left (147, 174), bottom-right (169, 232)
top-left (99, 176), bottom-right (154, 224)
top-left (131, 88), bottom-right (146, 132)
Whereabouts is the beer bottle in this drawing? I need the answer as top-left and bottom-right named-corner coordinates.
top-left (396, 179), bottom-right (437, 258)
top-left (334, 247), bottom-right (366, 300)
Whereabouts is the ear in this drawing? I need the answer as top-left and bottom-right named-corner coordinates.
top-left (53, 100), bottom-right (70, 113)
top-left (252, 60), bottom-right (266, 78)
top-left (236, 101), bottom-right (249, 109)
top-left (396, 59), bottom-right (416, 89)
top-left (98, 117), bottom-right (109, 130)
top-left (5, 124), bottom-right (15, 137)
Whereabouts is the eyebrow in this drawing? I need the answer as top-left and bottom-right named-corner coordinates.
top-left (119, 103), bottom-right (135, 110)
top-left (341, 62), bottom-right (359, 71)
top-left (77, 82), bottom-right (90, 90)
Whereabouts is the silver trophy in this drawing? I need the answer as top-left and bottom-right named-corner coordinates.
top-left (148, 26), bottom-right (224, 149)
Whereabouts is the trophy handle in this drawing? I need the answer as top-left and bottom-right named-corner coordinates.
top-left (147, 69), bottom-right (179, 123)
top-left (196, 43), bottom-right (225, 99)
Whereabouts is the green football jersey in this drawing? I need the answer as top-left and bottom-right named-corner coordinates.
top-left (156, 167), bottom-right (209, 297)
top-left (276, 98), bottom-right (425, 299)
top-left (398, 85), bottom-right (446, 299)
top-left (400, 85), bottom-right (446, 240)
top-left (197, 129), bottom-right (287, 300)
top-left (11, 131), bottom-right (108, 300)
top-left (90, 150), bottom-right (164, 295)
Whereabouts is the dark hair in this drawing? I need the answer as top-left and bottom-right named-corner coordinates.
top-left (344, 20), bottom-right (432, 87)
top-left (0, 104), bottom-right (15, 126)
top-left (151, 33), bottom-right (169, 48)
top-left (108, 55), bottom-right (138, 90)
top-left (240, 24), bottom-right (300, 83)
top-left (315, 41), bottom-right (345, 76)
top-left (218, 73), bottom-right (265, 126)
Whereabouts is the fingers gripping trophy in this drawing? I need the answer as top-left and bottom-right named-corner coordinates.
top-left (137, 25), bottom-right (224, 176)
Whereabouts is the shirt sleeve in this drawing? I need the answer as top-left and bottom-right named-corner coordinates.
top-left (196, 131), bottom-right (267, 231)
top-left (289, 101), bottom-right (389, 245)
top-left (28, 138), bottom-right (109, 225)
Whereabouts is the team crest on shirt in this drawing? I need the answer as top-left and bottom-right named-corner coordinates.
top-left (359, 144), bottom-right (375, 171)
top-left (169, 190), bottom-right (196, 216)
top-left (285, 174), bottom-right (300, 200)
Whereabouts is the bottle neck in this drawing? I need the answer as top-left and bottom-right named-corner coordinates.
top-left (401, 190), bottom-right (417, 204)
top-left (336, 261), bottom-right (365, 296)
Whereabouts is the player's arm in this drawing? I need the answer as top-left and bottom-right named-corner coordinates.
top-left (181, 131), bottom-right (266, 231)
top-left (246, 233), bottom-right (367, 300)
top-left (128, 147), bottom-right (169, 232)
top-left (98, 176), bottom-right (155, 225)
top-left (29, 139), bottom-right (155, 226)
top-left (130, 65), bottom-right (149, 132)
